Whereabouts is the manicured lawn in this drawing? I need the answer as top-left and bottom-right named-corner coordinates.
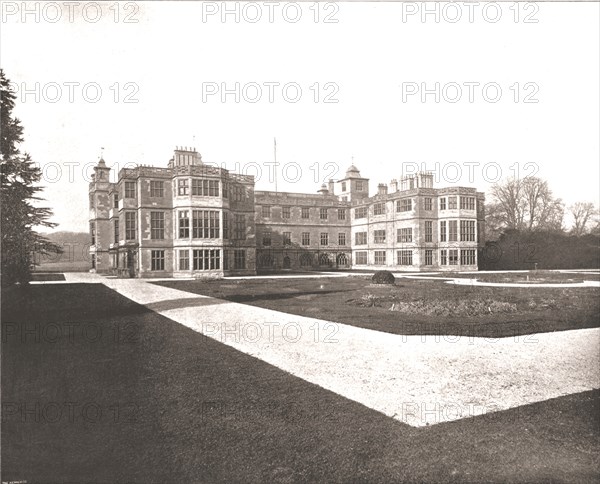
top-left (154, 276), bottom-right (600, 338)
top-left (30, 272), bottom-right (66, 281)
top-left (428, 271), bottom-right (600, 283)
top-left (2, 283), bottom-right (599, 483)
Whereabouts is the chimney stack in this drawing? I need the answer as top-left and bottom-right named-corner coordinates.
top-left (328, 179), bottom-right (335, 194)
top-left (377, 183), bottom-right (388, 196)
top-left (390, 179), bottom-right (398, 192)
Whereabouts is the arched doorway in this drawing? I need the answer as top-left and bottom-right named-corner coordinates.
top-left (319, 253), bottom-right (330, 266)
top-left (336, 253), bottom-right (348, 267)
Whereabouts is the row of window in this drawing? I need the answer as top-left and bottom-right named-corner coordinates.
top-left (353, 196), bottom-right (477, 219)
top-left (262, 232), bottom-right (347, 247)
top-left (353, 220), bottom-right (476, 245)
top-left (118, 179), bottom-right (241, 201)
top-left (150, 249), bottom-right (247, 271)
top-left (353, 249), bottom-right (477, 266)
top-left (261, 206), bottom-right (347, 220)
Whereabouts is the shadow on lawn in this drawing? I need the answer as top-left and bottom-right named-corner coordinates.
top-left (225, 289), bottom-right (354, 303)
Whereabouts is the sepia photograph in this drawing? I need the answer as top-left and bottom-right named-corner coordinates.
top-left (1, 1), bottom-right (599, 483)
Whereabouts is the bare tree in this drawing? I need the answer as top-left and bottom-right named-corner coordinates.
top-left (569, 202), bottom-right (598, 236)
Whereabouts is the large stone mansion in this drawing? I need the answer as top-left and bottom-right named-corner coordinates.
top-left (89, 147), bottom-right (485, 277)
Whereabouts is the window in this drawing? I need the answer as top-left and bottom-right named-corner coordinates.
top-left (91, 254), bottom-right (95, 269)
top-left (320, 208), bottom-right (328, 220)
top-left (341, 182), bottom-right (347, 192)
top-left (192, 210), bottom-right (220, 239)
top-left (460, 196), bottom-right (475, 210)
top-left (113, 193), bottom-right (119, 208)
top-left (448, 196), bottom-right (457, 210)
top-left (356, 181), bottom-right (364, 191)
top-left (223, 250), bottom-right (229, 270)
top-left (150, 180), bottom-right (164, 197)
top-left (125, 181), bottom-right (136, 199)
top-left (374, 251), bottom-right (386, 265)
top-left (90, 222), bottom-right (96, 245)
top-left (231, 185), bottom-right (244, 201)
top-left (425, 221), bottom-right (433, 242)
top-left (234, 250), bottom-right (246, 269)
top-left (354, 207), bottom-right (367, 219)
top-left (179, 250), bottom-right (189, 270)
top-left (222, 182), bottom-right (228, 199)
top-left (223, 212), bottom-right (229, 240)
top-left (178, 179), bottom-right (189, 196)
top-left (460, 220), bottom-right (476, 241)
top-left (397, 228), bottom-right (412, 243)
top-left (374, 230), bottom-right (386, 243)
top-left (397, 250), bottom-right (413, 265)
top-left (449, 220), bottom-right (458, 242)
top-left (262, 234), bottom-right (271, 246)
top-left (234, 214), bottom-right (246, 240)
top-left (440, 197), bottom-right (447, 211)
top-left (178, 211), bottom-right (190, 238)
top-left (301, 232), bottom-right (310, 245)
top-left (338, 208), bottom-right (346, 220)
top-left (300, 253), bottom-right (312, 267)
top-left (150, 212), bottom-right (165, 239)
top-left (301, 207), bottom-right (310, 219)
top-left (282, 206), bottom-right (290, 219)
top-left (262, 205), bottom-right (271, 218)
top-left (424, 197), bottom-right (433, 211)
top-left (449, 249), bottom-right (459, 265)
top-left (355, 232), bottom-right (367, 245)
top-left (113, 220), bottom-right (119, 244)
top-left (440, 221), bottom-right (447, 242)
top-left (355, 251), bottom-right (367, 265)
top-left (338, 233), bottom-right (346, 246)
top-left (191, 179), bottom-right (219, 197)
top-left (193, 249), bottom-right (220, 270)
top-left (283, 232), bottom-right (292, 245)
top-left (425, 249), bottom-right (433, 266)
top-left (397, 199), bottom-right (412, 212)
top-left (441, 249), bottom-right (447, 265)
top-left (373, 203), bottom-right (385, 216)
top-left (320, 233), bottom-right (329, 246)
top-left (125, 212), bottom-right (136, 240)
top-left (151, 250), bottom-right (165, 271)
top-left (461, 249), bottom-right (476, 265)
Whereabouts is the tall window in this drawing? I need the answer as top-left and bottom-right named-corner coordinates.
top-left (338, 233), bottom-right (346, 246)
top-left (179, 211), bottom-right (190, 238)
top-left (355, 251), bottom-right (367, 265)
top-left (373, 203), bottom-right (385, 216)
top-left (262, 234), bottom-right (271, 246)
top-left (341, 182), bottom-right (347, 192)
top-left (90, 222), bottom-right (96, 244)
top-left (301, 207), bottom-right (310, 219)
top-left (461, 249), bottom-right (476, 265)
top-left (355, 232), bottom-right (367, 245)
top-left (150, 212), bottom-right (165, 239)
top-left (113, 193), bottom-right (119, 208)
top-left (262, 205), bottom-right (271, 218)
top-left (440, 197), bottom-right (447, 211)
top-left (460, 196), bottom-right (475, 210)
top-left (301, 232), bottom-right (310, 245)
top-left (338, 208), bottom-right (346, 220)
top-left (449, 220), bottom-right (458, 242)
top-left (179, 250), bottom-right (189, 270)
top-left (374, 230), bottom-right (386, 243)
top-left (460, 220), bottom-right (476, 241)
top-left (374, 251), bottom-right (386, 265)
top-left (448, 249), bottom-right (459, 265)
top-left (234, 214), bottom-right (246, 240)
top-left (397, 250), bottom-right (413, 265)
top-left (177, 179), bottom-right (189, 196)
top-left (396, 228), bottom-right (412, 243)
top-left (192, 179), bottom-right (219, 196)
top-left (354, 207), bottom-right (367, 219)
top-left (282, 206), bottom-right (291, 219)
top-left (440, 221), bottom-right (447, 242)
top-left (125, 212), bottom-right (136, 240)
top-left (425, 221), bottom-right (433, 242)
top-left (441, 249), bottom-right (447, 265)
top-left (151, 250), bottom-right (165, 271)
top-left (320, 233), bottom-right (329, 246)
top-left (448, 196), bottom-right (457, 210)
top-left (193, 249), bottom-right (220, 270)
top-left (320, 208), bottom-right (328, 220)
top-left (125, 181), bottom-right (136, 199)
top-left (424, 197), bottom-right (433, 211)
top-left (192, 210), bottom-right (220, 239)
top-left (283, 232), bottom-right (292, 245)
top-left (150, 180), bottom-right (164, 197)
top-left (234, 250), bottom-right (246, 269)
top-left (356, 181), bottom-right (364, 191)
top-left (397, 199), bottom-right (412, 212)
top-left (223, 212), bottom-right (229, 240)
top-left (113, 220), bottom-right (119, 244)
top-left (425, 249), bottom-right (433, 266)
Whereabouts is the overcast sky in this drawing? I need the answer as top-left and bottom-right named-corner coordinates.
top-left (2, 1), bottom-right (599, 232)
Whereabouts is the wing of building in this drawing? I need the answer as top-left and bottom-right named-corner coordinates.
top-left (88, 147), bottom-right (485, 278)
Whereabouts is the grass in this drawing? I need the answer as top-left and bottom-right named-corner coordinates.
top-left (428, 271), bottom-right (600, 283)
top-left (32, 261), bottom-right (91, 272)
top-left (154, 275), bottom-right (600, 338)
top-left (1, 283), bottom-right (598, 483)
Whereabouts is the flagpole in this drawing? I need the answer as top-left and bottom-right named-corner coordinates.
top-left (274, 137), bottom-right (278, 195)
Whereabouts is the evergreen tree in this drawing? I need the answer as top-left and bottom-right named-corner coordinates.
top-left (1, 69), bottom-right (61, 285)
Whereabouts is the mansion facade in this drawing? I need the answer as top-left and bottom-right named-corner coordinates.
top-left (89, 147), bottom-right (485, 278)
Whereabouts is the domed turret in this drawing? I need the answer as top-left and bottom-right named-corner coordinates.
top-left (345, 164), bottom-right (361, 178)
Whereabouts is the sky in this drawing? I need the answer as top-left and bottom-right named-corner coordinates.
top-left (1, 1), bottom-right (599, 232)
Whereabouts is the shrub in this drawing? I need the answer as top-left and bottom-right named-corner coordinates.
top-left (372, 270), bottom-right (395, 285)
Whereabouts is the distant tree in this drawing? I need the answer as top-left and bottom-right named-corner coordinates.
top-left (488, 176), bottom-right (564, 237)
top-left (568, 202), bottom-right (598, 236)
top-left (1, 69), bottom-right (61, 285)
